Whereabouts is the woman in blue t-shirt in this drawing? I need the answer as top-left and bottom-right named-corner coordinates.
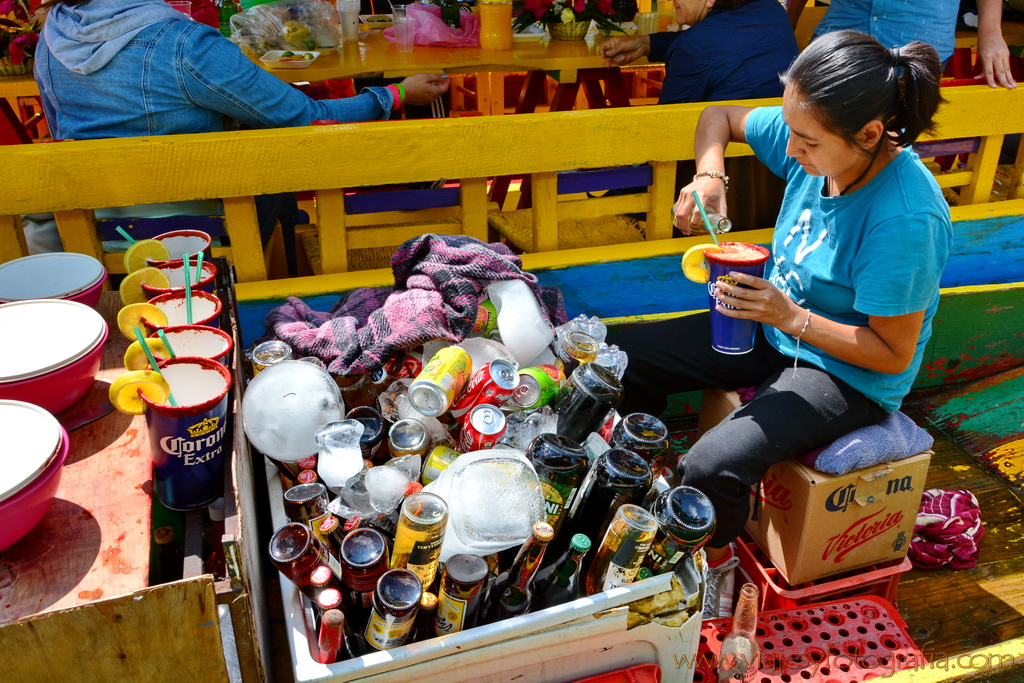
top-left (609, 30), bottom-right (952, 619)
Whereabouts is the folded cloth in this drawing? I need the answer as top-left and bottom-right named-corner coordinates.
top-left (807, 410), bottom-right (934, 476)
top-left (908, 489), bottom-right (985, 570)
top-left (263, 234), bottom-right (568, 375)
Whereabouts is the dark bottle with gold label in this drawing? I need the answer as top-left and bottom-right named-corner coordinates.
top-left (363, 568), bottom-right (423, 651)
top-left (611, 413), bottom-right (671, 478)
top-left (642, 486), bottom-right (716, 575)
top-left (435, 553), bottom-right (490, 635)
top-left (526, 433), bottom-right (588, 538)
top-left (584, 504), bottom-right (658, 596)
top-left (340, 527), bottom-right (390, 630)
top-left (482, 522), bottom-right (555, 624)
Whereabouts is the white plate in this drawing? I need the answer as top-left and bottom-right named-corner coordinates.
top-left (0, 300), bottom-right (106, 383)
top-left (0, 400), bottom-right (62, 503)
top-left (0, 253), bottom-right (105, 302)
top-left (260, 50), bottom-right (321, 69)
top-left (513, 32), bottom-right (546, 42)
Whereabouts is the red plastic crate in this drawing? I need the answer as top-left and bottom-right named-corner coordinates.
top-left (693, 597), bottom-right (926, 683)
top-left (570, 664), bottom-right (661, 683)
top-left (736, 533), bottom-right (911, 612)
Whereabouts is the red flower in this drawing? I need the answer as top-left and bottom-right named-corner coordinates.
top-left (597, 0), bottom-right (613, 13)
top-left (190, 0), bottom-right (219, 29)
top-left (525, 0), bottom-right (552, 19)
top-left (573, 0), bottom-right (586, 12)
top-left (9, 30), bottom-right (37, 64)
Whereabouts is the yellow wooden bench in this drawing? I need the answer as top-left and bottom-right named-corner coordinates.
top-left (1, 86), bottom-right (1020, 283)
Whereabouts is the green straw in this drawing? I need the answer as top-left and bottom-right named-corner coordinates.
top-left (157, 329), bottom-right (177, 359)
top-left (195, 251), bottom-right (204, 284)
top-left (690, 190), bottom-right (721, 248)
top-left (133, 326), bottom-right (177, 407)
top-left (115, 226), bottom-right (137, 244)
top-left (183, 253), bottom-right (193, 325)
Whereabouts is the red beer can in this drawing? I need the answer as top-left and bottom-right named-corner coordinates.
top-left (449, 359), bottom-right (520, 419)
top-left (457, 404), bottom-right (507, 452)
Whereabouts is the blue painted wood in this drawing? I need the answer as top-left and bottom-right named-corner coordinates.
top-left (344, 188), bottom-right (460, 214)
top-left (913, 137), bottom-right (981, 158)
top-left (95, 216), bottom-right (226, 241)
top-left (557, 166), bottom-right (653, 194)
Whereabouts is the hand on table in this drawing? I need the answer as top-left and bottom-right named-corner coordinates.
top-left (400, 73), bottom-right (451, 105)
top-left (600, 35), bottom-right (650, 67)
top-left (673, 177), bottom-right (727, 235)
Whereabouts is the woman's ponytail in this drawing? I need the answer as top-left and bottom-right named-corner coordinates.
top-left (781, 30), bottom-right (945, 151)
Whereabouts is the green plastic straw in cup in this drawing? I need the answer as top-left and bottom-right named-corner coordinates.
top-left (183, 253), bottom-right (193, 325)
top-left (690, 190), bottom-right (721, 248)
top-left (115, 226), bottom-right (137, 244)
top-left (133, 326), bottom-right (177, 407)
top-left (157, 329), bottom-right (177, 359)
top-left (195, 251), bottom-right (204, 285)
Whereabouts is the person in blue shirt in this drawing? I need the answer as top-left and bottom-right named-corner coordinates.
top-left (609, 30), bottom-right (952, 619)
top-left (599, 0), bottom-right (798, 104)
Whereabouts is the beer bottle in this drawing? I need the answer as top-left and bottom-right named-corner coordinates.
top-left (282, 482), bottom-right (331, 538)
top-left (526, 433), bottom-right (589, 537)
top-left (584, 504), bottom-right (658, 596)
top-left (216, 0), bottom-right (238, 37)
top-left (308, 564), bottom-right (343, 604)
top-left (388, 419), bottom-right (431, 460)
top-left (435, 553), bottom-right (490, 635)
top-left (483, 521), bottom-right (555, 624)
top-left (642, 486), bottom-right (716, 575)
top-left (552, 448), bottom-right (652, 568)
top-left (390, 491), bottom-right (448, 588)
top-left (346, 406), bottom-right (387, 465)
top-left (316, 609), bottom-right (348, 664)
top-left (364, 568), bottom-right (423, 651)
top-left (551, 362), bottom-right (623, 444)
top-left (532, 533), bottom-right (591, 611)
top-left (553, 330), bottom-right (599, 379)
top-left (269, 522), bottom-right (341, 596)
top-left (411, 591), bottom-right (439, 643)
top-left (718, 584), bottom-right (760, 682)
top-left (612, 413), bottom-right (671, 478)
top-left (155, 526), bottom-right (183, 583)
top-left (340, 528), bottom-right (390, 629)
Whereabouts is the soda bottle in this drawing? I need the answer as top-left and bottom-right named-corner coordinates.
top-left (434, 553), bottom-right (489, 635)
top-left (718, 584), bottom-right (760, 682)
top-left (216, 0), bottom-right (238, 37)
top-left (584, 504), bottom-right (658, 595)
top-left (612, 413), bottom-right (670, 478)
top-left (551, 362), bottom-right (623, 444)
top-left (532, 533), bottom-right (591, 610)
top-left (642, 486), bottom-right (716, 575)
top-left (482, 521), bottom-right (555, 623)
top-left (390, 491), bottom-right (448, 588)
top-left (363, 568), bottom-right (423, 651)
top-left (552, 448), bottom-right (651, 567)
top-left (526, 433), bottom-right (589, 537)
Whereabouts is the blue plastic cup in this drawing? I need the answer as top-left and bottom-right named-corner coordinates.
top-left (705, 242), bottom-right (771, 355)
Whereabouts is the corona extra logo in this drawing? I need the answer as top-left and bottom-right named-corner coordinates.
top-left (187, 417), bottom-right (220, 438)
top-left (823, 508), bottom-right (904, 563)
top-left (759, 471), bottom-right (794, 510)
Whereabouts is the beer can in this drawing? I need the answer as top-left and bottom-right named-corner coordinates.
top-left (449, 359), bottom-right (520, 419)
top-left (408, 346), bottom-right (472, 416)
top-left (421, 445), bottom-right (460, 485)
top-left (457, 404), bottom-right (506, 452)
top-left (389, 418), bottom-right (430, 459)
top-left (251, 340), bottom-right (292, 374)
top-left (471, 300), bottom-right (498, 336)
top-left (510, 365), bottom-right (562, 410)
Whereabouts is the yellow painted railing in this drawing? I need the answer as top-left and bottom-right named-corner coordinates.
top-left (1, 85), bottom-right (1021, 282)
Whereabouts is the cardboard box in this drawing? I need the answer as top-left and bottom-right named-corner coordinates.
top-left (745, 452), bottom-right (931, 585)
top-left (696, 388), bottom-right (741, 437)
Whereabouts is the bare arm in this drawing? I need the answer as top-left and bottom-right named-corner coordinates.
top-left (976, 0), bottom-right (1017, 89)
top-left (673, 105), bottom-right (753, 232)
top-left (717, 272), bottom-right (925, 374)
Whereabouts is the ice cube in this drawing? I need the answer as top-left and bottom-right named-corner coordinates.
top-left (457, 337), bottom-right (519, 373)
top-left (365, 465), bottom-right (412, 514)
top-left (487, 280), bottom-right (553, 367)
top-left (315, 420), bottom-right (365, 492)
top-left (499, 406), bottom-right (558, 450)
top-left (377, 379), bottom-right (412, 422)
top-left (450, 457), bottom-right (545, 545)
top-left (385, 454), bottom-right (422, 481)
top-left (332, 469), bottom-right (377, 519)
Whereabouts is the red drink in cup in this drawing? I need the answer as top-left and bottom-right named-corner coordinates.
top-left (704, 242), bottom-right (771, 355)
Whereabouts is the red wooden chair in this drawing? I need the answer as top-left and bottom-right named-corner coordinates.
top-left (0, 99), bottom-right (33, 146)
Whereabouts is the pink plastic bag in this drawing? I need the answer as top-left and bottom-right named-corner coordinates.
top-left (383, 3), bottom-right (480, 47)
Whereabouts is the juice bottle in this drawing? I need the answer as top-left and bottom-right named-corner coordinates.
top-left (479, 0), bottom-right (513, 51)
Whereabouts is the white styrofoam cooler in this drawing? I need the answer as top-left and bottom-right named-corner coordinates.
top-left (267, 461), bottom-right (703, 683)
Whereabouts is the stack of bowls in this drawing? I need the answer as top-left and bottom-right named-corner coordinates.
top-left (0, 300), bottom-right (108, 414)
top-left (0, 400), bottom-right (69, 552)
top-left (0, 253), bottom-right (107, 309)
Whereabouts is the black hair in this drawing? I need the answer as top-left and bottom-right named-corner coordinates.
top-left (780, 30), bottom-right (945, 150)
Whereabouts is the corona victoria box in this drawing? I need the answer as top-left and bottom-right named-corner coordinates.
top-left (745, 452), bottom-right (932, 586)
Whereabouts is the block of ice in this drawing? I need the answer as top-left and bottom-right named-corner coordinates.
top-left (316, 420), bottom-right (365, 492)
top-left (365, 465), bottom-right (412, 514)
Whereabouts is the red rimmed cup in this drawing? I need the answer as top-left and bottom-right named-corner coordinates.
top-left (145, 290), bottom-right (222, 334)
top-left (705, 242), bottom-right (772, 355)
top-left (142, 357), bottom-right (232, 511)
top-left (150, 325), bottom-right (233, 365)
top-left (141, 258), bottom-right (218, 299)
top-left (150, 230), bottom-right (213, 268)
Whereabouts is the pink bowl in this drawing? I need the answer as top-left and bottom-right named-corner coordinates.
top-left (0, 324), bottom-right (109, 415)
top-left (0, 425), bottom-right (68, 552)
top-left (63, 271), bottom-right (107, 309)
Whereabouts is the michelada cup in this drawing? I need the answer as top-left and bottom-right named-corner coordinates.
top-left (150, 325), bottom-right (234, 365)
top-left (143, 357), bottom-right (232, 511)
top-left (147, 290), bottom-right (222, 333)
top-left (141, 258), bottom-right (218, 299)
top-left (706, 242), bottom-right (771, 355)
top-left (150, 229), bottom-right (213, 267)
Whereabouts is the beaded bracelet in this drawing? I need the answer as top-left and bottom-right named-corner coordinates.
top-left (693, 171), bottom-right (729, 193)
top-left (791, 308), bottom-right (812, 379)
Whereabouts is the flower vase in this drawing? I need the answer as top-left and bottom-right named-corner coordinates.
top-left (0, 57), bottom-right (32, 77)
top-left (548, 20), bottom-right (591, 40)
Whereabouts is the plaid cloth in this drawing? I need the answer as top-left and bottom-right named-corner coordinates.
top-left (908, 489), bottom-right (986, 570)
top-left (263, 234), bottom-right (568, 375)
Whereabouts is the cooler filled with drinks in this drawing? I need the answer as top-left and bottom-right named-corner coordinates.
top-left (243, 296), bottom-right (710, 682)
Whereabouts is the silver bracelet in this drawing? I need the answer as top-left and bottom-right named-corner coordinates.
top-left (791, 309), bottom-right (812, 379)
top-left (693, 171), bottom-right (729, 193)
